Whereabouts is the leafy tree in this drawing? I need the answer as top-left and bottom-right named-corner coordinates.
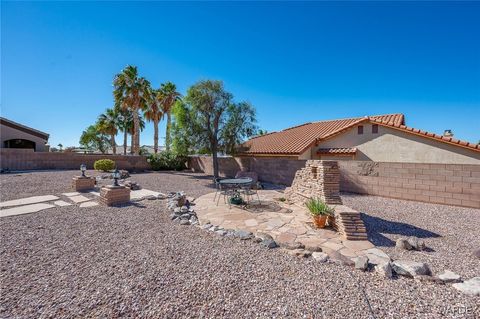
top-left (79, 124), bottom-right (110, 154)
top-left (57, 143), bottom-right (63, 151)
top-left (221, 101), bottom-right (257, 155)
top-left (175, 80), bottom-right (257, 178)
top-left (97, 108), bottom-right (120, 154)
top-left (257, 129), bottom-right (268, 136)
top-left (158, 82), bottom-right (181, 152)
top-left (113, 65), bottom-right (151, 155)
top-left (144, 88), bottom-right (163, 153)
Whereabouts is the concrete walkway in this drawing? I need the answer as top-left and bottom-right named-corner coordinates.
top-left (195, 190), bottom-right (382, 260)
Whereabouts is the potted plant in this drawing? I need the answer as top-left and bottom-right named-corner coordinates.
top-left (305, 198), bottom-right (333, 229)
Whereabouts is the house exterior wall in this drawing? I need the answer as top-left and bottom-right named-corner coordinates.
top-left (1, 124), bottom-right (48, 152)
top-left (311, 124), bottom-right (480, 164)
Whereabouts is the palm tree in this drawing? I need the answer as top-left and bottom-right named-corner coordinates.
top-left (144, 89), bottom-right (163, 153)
top-left (158, 82), bottom-right (181, 152)
top-left (97, 108), bottom-right (120, 154)
top-left (113, 65), bottom-right (151, 155)
top-left (126, 114), bottom-right (145, 154)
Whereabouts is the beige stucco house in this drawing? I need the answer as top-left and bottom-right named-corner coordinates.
top-left (238, 114), bottom-right (480, 164)
top-left (0, 117), bottom-right (50, 152)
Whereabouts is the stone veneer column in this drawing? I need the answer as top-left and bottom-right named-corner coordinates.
top-left (285, 160), bottom-right (342, 205)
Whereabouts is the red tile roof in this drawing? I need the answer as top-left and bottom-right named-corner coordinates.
top-left (238, 113), bottom-right (480, 155)
top-left (317, 148), bottom-right (357, 155)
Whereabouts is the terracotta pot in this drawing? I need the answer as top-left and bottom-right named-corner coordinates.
top-left (313, 215), bottom-right (328, 228)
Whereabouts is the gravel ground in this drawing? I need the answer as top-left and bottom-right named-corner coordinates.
top-left (342, 193), bottom-right (480, 279)
top-left (1, 170), bottom-right (479, 318)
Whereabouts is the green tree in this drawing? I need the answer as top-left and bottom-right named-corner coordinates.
top-left (221, 101), bottom-right (257, 155)
top-left (159, 82), bottom-right (181, 152)
top-left (113, 65), bottom-right (151, 155)
top-left (57, 143), bottom-right (63, 151)
top-left (144, 88), bottom-right (163, 153)
top-left (127, 114), bottom-right (146, 154)
top-left (257, 129), bottom-right (268, 136)
top-left (115, 107), bottom-right (132, 155)
top-left (79, 124), bottom-right (110, 154)
top-left (176, 80), bottom-right (257, 178)
top-left (97, 108), bottom-right (120, 154)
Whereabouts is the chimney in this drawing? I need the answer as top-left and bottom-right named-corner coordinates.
top-left (443, 129), bottom-right (453, 137)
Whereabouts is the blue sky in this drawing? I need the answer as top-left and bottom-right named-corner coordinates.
top-left (2, 1), bottom-right (479, 147)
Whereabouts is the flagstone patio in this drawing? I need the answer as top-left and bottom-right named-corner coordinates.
top-left (194, 190), bottom-right (379, 260)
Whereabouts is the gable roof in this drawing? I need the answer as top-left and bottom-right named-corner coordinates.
top-left (238, 113), bottom-right (479, 155)
top-left (0, 117), bottom-right (49, 140)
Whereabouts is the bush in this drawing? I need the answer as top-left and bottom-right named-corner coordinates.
top-left (94, 159), bottom-right (116, 172)
top-left (147, 151), bottom-right (187, 171)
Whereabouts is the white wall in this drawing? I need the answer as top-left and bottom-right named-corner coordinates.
top-left (310, 124), bottom-right (480, 164)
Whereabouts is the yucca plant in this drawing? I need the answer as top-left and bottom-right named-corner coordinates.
top-left (305, 198), bottom-right (333, 216)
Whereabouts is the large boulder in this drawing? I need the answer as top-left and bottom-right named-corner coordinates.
top-left (452, 277), bottom-right (480, 296)
top-left (392, 260), bottom-right (431, 277)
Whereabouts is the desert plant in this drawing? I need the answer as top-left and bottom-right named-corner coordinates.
top-left (94, 159), bottom-right (116, 172)
top-left (147, 151), bottom-right (187, 171)
top-left (305, 198), bottom-right (333, 216)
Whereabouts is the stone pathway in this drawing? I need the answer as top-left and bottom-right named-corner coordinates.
top-left (194, 190), bottom-right (379, 260)
top-left (0, 195), bottom-right (59, 208)
top-left (0, 203), bottom-right (56, 218)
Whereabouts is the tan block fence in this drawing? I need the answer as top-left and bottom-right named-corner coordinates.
top-left (188, 155), bottom-right (480, 209)
top-left (0, 149), bottom-right (150, 171)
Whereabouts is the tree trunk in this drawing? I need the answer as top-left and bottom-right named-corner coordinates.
top-left (123, 130), bottom-right (127, 155)
top-left (154, 119), bottom-right (159, 153)
top-left (132, 110), bottom-right (140, 155)
top-left (130, 133), bottom-right (134, 154)
top-left (111, 135), bottom-right (116, 154)
top-left (165, 112), bottom-right (172, 152)
top-left (212, 140), bottom-right (219, 179)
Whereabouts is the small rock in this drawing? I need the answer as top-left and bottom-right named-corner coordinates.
top-left (392, 260), bottom-right (431, 277)
top-left (305, 245), bottom-right (322, 252)
top-left (173, 207), bottom-right (181, 214)
top-left (180, 206), bottom-right (189, 213)
top-left (253, 237), bottom-right (262, 243)
top-left (215, 229), bottom-right (227, 236)
top-left (312, 252), bottom-right (329, 262)
top-left (375, 262), bottom-right (393, 279)
top-left (329, 251), bottom-right (355, 266)
top-left (190, 216), bottom-right (198, 223)
top-left (179, 219), bottom-right (190, 225)
top-left (180, 213), bottom-right (191, 219)
top-left (452, 277), bottom-right (480, 296)
top-left (281, 242), bottom-right (305, 250)
top-left (414, 275), bottom-right (445, 284)
top-left (438, 270), bottom-right (462, 283)
top-left (407, 236), bottom-right (426, 251)
top-left (260, 239), bottom-right (278, 249)
top-left (354, 256), bottom-right (369, 271)
top-left (395, 238), bottom-right (413, 251)
top-left (209, 225), bottom-right (220, 232)
top-left (169, 214), bottom-right (177, 220)
top-left (364, 248), bottom-right (391, 265)
top-left (234, 230), bottom-right (254, 240)
top-left (255, 232), bottom-right (274, 241)
top-left (157, 193), bottom-right (167, 200)
top-left (225, 229), bottom-right (236, 238)
top-left (145, 195), bottom-right (157, 200)
top-left (288, 249), bottom-right (311, 258)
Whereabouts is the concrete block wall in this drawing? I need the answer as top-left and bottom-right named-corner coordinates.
top-left (339, 161), bottom-right (480, 209)
top-left (187, 155), bottom-right (480, 209)
top-left (0, 149), bottom-right (150, 171)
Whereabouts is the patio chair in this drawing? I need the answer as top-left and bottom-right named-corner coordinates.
top-left (216, 182), bottom-right (236, 208)
top-left (238, 180), bottom-right (260, 204)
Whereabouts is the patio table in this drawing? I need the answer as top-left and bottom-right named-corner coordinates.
top-left (218, 178), bottom-right (253, 206)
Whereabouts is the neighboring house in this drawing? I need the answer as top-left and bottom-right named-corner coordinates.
top-left (238, 114), bottom-right (480, 164)
top-left (0, 117), bottom-right (49, 152)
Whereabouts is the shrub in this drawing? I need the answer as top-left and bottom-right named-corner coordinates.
top-left (147, 151), bottom-right (187, 171)
top-left (94, 159), bottom-right (115, 172)
top-left (305, 198), bottom-right (333, 216)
